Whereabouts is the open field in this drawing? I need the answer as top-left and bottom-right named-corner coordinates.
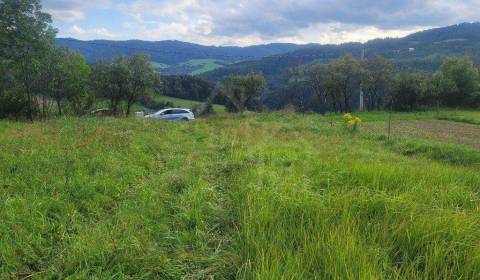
top-left (334, 109), bottom-right (480, 123)
top-left (179, 59), bottom-right (226, 75)
top-left (364, 120), bottom-right (480, 149)
top-left (94, 96), bottom-right (227, 115)
top-left (151, 95), bottom-right (227, 113)
top-left (0, 111), bottom-right (480, 279)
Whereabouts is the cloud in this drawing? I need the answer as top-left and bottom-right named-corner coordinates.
top-left (115, 0), bottom-right (480, 45)
top-left (67, 25), bottom-right (118, 39)
top-left (49, 0), bottom-right (480, 45)
top-left (43, 0), bottom-right (110, 22)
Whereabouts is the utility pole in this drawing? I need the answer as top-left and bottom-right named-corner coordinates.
top-left (359, 47), bottom-right (365, 112)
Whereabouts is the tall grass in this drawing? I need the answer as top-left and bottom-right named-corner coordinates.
top-left (1, 113), bottom-right (479, 279)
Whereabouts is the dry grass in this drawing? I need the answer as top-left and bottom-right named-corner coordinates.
top-left (363, 120), bottom-right (480, 149)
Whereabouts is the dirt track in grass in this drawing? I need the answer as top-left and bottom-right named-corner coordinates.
top-left (363, 120), bottom-right (480, 149)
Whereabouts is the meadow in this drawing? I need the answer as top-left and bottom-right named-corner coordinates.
top-left (95, 95), bottom-right (227, 115)
top-left (0, 111), bottom-right (479, 279)
top-left (179, 59), bottom-right (226, 75)
top-left (150, 95), bottom-right (227, 113)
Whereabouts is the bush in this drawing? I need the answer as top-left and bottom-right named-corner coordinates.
top-left (343, 113), bottom-right (362, 131)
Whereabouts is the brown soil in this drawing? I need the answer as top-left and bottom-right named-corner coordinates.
top-left (363, 120), bottom-right (480, 150)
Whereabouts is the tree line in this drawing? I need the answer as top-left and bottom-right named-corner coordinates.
top-left (1, 0), bottom-right (479, 121)
top-left (269, 54), bottom-right (479, 113)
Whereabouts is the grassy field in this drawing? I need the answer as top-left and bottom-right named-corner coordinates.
top-left (179, 59), bottom-right (226, 75)
top-left (94, 95), bottom-right (226, 115)
top-left (151, 95), bottom-right (226, 113)
top-left (0, 111), bottom-right (479, 279)
top-left (331, 109), bottom-right (480, 123)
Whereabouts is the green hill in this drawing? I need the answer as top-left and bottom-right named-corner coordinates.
top-left (55, 38), bottom-right (309, 74)
top-left (203, 23), bottom-right (480, 89)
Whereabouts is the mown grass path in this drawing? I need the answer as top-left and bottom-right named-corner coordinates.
top-left (1, 113), bottom-right (480, 279)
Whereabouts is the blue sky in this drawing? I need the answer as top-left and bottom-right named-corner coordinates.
top-left (43, 0), bottom-right (480, 46)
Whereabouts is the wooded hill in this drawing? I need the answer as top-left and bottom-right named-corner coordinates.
top-left (203, 23), bottom-right (480, 89)
top-left (55, 38), bottom-right (311, 74)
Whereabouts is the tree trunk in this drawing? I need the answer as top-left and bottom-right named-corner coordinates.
top-left (126, 99), bottom-right (133, 117)
top-left (25, 84), bottom-right (34, 122)
top-left (56, 98), bottom-right (62, 116)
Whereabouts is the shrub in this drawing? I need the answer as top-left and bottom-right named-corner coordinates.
top-left (343, 113), bottom-right (362, 131)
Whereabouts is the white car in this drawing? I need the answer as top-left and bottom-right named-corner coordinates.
top-left (145, 108), bottom-right (195, 121)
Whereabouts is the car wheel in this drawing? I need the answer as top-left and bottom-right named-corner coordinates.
top-left (182, 118), bottom-right (189, 121)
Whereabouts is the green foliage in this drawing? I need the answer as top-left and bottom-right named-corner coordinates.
top-left (161, 75), bottom-right (220, 103)
top-left (204, 23), bottom-right (480, 93)
top-left (307, 54), bottom-right (363, 113)
top-left (124, 54), bottom-right (155, 116)
top-left (90, 55), bottom-right (155, 116)
top-left (41, 47), bottom-right (91, 116)
top-left (221, 72), bottom-right (266, 113)
top-left (432, 56), bottom-right (480, 107)
top-left (0, 0), bottom-right (56, 120)
top-left (90, 59), bottom-right (120, 114)
top-left (388, 72), bottom-right (429, 111)
top-left (361, 55), bottom-right (395, 111)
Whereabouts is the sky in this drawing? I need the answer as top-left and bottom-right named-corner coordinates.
top-left (43, 0), bottom-right (480, 46)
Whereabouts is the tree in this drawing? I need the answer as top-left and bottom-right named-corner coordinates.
top-left (308, 64), bottom-right (339, 113)
top-left (90, 55), bottom-right (155, 116)
top-left (433, 56), bottom-right (480, 107)
top-left (430, 72), bottom-right (457, 109)
top-left (65, 51), bottom-right (93, 115)
top-left (222, 73), bottom-right (266, 113)
top-left (0, 0), bottom-right (56, 120)
top-left (38, 47), bottom-right (91, 116)
top-left (124, 54), bottom-right (155, 116)
top-left (388, 72), bottom-right (428, 111)
top-left (90, 59), bottom-right (127, 115)
top-left (327, 55), bottom-right (362, 112)
top-left (361, 55), bottom-right (395, 110)
top-left (284, 65), bottom-right (306, 112)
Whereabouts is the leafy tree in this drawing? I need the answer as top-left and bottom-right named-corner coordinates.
top-left (90, 59), bottom-right (127, 115)
top-left (160, 75), bottom-right (221, 104)
top-left (361, 55), bottom-right (395, 110)
top-left (90, 55), bottom-right (155, 116)
top-left (0, 0), bottom-right (56, 120)
top-left (284, 65), bottom-right (306, 112)
top-left (430, 72), bottom-right (457, 109)
top-left (125, 54), bottom-right (155, 116)
top-left (327, 55), bottom-right (362, 112)
top-left (308, 64), bottom-right (341, 113)
top-left (65, 52), bottom-right (93, 116)
top-left (433, 56), bottom-right (480, 107)
top-left (388, 72), bottom-right (428, 111)
top-left (38, 47), bottom-right (91, 116)
top-left (222, 73), bottom-right (266, 113)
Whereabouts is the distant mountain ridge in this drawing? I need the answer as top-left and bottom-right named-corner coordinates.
top-left (55, 38), bottom-right (312, 74)
top-left (57, 23), bottom-right (480, 82)
top-left (203, 22), bottom-right (480, 88)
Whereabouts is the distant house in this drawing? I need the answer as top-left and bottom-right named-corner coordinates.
top-left (409, 48), bottom-right (415, 52)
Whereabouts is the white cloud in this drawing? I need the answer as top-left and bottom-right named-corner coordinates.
top-left (47, 10), bottom-right (85, 22)
top-left (43, 0), bottom-right (110, 22)
top-left (49, 0), bottom-right (480, 45)
top-left (113, 0), bottom-right (480, 45)
top-left (66, 25), bottom-right (118, 39)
